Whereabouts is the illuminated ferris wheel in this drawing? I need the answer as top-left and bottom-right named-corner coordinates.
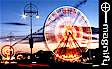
top-left (44, 6), bottom-right (92, 62)
top-left (1, 45), bottom-right (14, 59)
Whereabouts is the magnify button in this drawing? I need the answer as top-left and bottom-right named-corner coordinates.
top-left (101, 2), bottom-right (110, 23)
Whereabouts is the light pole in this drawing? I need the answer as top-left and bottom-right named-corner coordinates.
top-left (23, 2), bottom-right (39, 60)
top-left (6, 32), bottom-right (15, 63)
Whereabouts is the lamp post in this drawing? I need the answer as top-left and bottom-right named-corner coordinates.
top-left (23, 2), bottom-right (39, 60)
top-left (6, 32), bottom-right (15, 63)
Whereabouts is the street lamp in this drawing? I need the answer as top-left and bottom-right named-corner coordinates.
top-left (23, 2), bottom-right (39, 60)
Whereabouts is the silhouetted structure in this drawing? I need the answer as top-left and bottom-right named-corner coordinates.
top-left (34, 50), bottom-right (53, 63)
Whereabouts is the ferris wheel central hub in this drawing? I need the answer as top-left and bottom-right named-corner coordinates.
top-left (68, 32), bottom-right (72, 35)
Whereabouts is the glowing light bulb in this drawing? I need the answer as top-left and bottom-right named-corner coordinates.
top-left (36, 15), bottom-right (39, 19)
top-left (21, 14), bottom-right (27, 19)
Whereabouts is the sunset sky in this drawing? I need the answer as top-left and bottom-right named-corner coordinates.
top-left (0, 0), bottom-right (99, 54)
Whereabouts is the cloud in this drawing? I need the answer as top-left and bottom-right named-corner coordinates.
top-left (1, 22), bottom-right (28, 26)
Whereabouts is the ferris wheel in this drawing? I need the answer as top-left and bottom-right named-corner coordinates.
top-left (44, 6), bottom-right (92, 62)
top-left (1, 45), bottom-right (14, 60)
